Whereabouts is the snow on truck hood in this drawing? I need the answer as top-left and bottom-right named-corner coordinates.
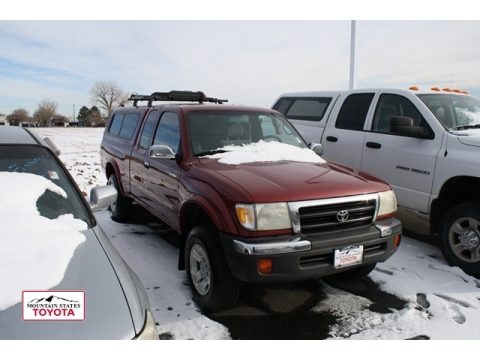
top-left (199, 143), bottom-right (389, 202)
top-left (0, 172), bottom-right (86, 311)
top-left (202, 141), bottom-right (326, 165)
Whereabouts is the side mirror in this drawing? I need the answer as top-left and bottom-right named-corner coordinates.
top-left (390, 116), bottom-right (434, 139)
top-left (149, 144), bottom-right (176, 159)
top-left (310, 143), bottom-right (324, 156)
top-left (90, 185), bottom-right (117, 212)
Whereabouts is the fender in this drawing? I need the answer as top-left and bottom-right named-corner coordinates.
top-left (105, 160), bottom-right (128, 197)
top-left (179, 192), bottom-right (238, 236)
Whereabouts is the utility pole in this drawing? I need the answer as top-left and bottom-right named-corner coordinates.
top-left (73, 104), bottom-right (76, 126)
top-left (349, 20), bottom-right (357, 90)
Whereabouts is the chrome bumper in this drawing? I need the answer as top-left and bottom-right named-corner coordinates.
top-left (233, 237), bottom-right (311, 255)
top-left (232, 218), bottom-right (402, 256)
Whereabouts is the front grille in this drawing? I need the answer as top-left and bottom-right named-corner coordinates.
top-left (298, 199), bottom-right (376, 235)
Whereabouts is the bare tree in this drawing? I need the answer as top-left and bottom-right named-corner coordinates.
top-left (34, 99), bottom-right (58, 126)
top-left (90, 81), bottom-right (129, 116)
top-left (7, 108), bottom-right (29, 126)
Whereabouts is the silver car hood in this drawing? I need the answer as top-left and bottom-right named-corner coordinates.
top-left (0, 226), bottom-right (137, 339)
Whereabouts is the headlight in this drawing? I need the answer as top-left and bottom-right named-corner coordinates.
top-left (377, 190), bottom-right (397, 220)
top-left (236, 202), bottom-right (291, 231)
top-left (135, 310), bottom-right (158, 340)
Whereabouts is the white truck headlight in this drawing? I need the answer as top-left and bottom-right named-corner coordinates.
top-left (377, 190), bottom-right (397, 220)
top-left (236, 203), bottom-right (291, 231)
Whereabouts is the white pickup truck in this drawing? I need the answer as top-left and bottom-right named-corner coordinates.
top-left (273, 87), bottom-right (480, 277)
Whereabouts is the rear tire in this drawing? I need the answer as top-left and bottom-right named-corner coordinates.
top-left (439, 202), bottom-right (480, 277)
top-left (107, 173), bottom-right (132, 222)
top-left (185, 225), bottom-right (240, 312)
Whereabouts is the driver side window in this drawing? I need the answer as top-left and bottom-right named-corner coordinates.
top-left (153, 112), bottom-right (181, 153)
top-left (372, 94), bottom-right (432, 138)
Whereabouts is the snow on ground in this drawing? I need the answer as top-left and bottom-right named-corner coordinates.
top-left (33, 127), bottom-right (480, 340)
top-left (34, 127), bottom-right (105, 196)
top-left (314, 238), bottom-right (480, 339)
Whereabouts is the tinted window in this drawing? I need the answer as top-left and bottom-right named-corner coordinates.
top-left (153, 112), bottom-right (180, 153)
top-left (109, 113), bottom-right (124, 136)
top-left (274, 97), bottom-right (331, 121)
top-left (373, 94), bottom-right (432, 138)
top-left (119, 113), bottom-right (140, 140)
top-left (336, 93), bottom-right (374, 131)
top-left (273, 98), bottom-right (292, 115)
top-left (139, 111), bottom-right (159, 149)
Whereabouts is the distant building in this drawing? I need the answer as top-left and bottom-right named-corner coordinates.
top-left (51, 115), bottom-right (69, 127)
top-left (10, 117), bottom-right (38, 127)
top-left (0, 114), bottom-right (7, 126)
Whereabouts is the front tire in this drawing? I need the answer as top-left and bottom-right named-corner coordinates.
top-left (185, 226), bottom-right (240, 312)
top-left (107, 173), bottom-right (132, 222)
top-left (440, 202), bottom-right (480, 277)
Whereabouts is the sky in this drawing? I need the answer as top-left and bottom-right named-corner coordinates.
top-left (1, 6), bottom-right (480, 118)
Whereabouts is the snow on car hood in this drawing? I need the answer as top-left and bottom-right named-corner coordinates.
top-left (202, 141), bottom-right (325, 165)
top-left (0, 172), bottom-right (87, 311)
top-left (456, 130), bottom-right (480, 148)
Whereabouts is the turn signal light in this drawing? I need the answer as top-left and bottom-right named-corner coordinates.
top-left (258, 258), bottom-right (273, 274)
top-left (393, 234), bottom-right (401, 248)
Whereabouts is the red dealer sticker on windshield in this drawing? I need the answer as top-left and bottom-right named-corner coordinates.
top-left (22, 291), bottom-right (85, 321)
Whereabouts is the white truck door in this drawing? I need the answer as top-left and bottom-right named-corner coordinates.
top-left (361, 92), bottom-right (443, 212)
top-left (322, 92), bottom-right (375, 170)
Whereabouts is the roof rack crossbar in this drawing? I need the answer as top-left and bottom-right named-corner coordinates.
top-left (128, 90), bottom-right (228, 107)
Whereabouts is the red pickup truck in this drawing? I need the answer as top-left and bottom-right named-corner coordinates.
top-left (100, 91), bottom-right (401, 311)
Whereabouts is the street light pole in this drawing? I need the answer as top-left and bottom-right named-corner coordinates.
top-left (349, 20), bottom-right (357, 90)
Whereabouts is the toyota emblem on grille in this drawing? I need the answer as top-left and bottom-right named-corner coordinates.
top-left (336, 209), bottom-right (349, 222)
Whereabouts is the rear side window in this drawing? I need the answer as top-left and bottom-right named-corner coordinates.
top-left (273, 97), bottom-right (331, 121)
top-left (119, 113), bottom-right (140, 140)
top-left (109, 113), bottom-right (124, 136)
top-left (336, 93), bottom-right (374, 131)
top-left (108, 112), bottom-right (140, 140)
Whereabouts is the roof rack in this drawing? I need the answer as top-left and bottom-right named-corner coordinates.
top-left (129, 90), bottom-right (228, 107)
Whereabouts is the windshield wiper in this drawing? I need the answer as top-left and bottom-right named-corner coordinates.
top-left (452, 124), bottom-right (480, 130)
top-left (195, 149), bottom-right (228, 157)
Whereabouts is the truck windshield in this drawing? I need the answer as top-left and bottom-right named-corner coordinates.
top-left (187, 111), bottom-right (307, 156)
top-left (418, 94), bottom-right (480, 130)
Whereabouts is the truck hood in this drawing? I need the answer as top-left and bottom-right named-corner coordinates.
top-left (0, 228), bottom-right (136, 339)
top-left (198, 158), bottom-right (390, 202)
top-left (456, 130), bottom-right (480, 148)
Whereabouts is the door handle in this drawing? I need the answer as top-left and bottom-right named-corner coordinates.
top-left (326, 136), bottom-right (338, 142)
top-left (143, 161), bottom-right (150, 168)
top-left (366, 142), bottom-right (381, 149)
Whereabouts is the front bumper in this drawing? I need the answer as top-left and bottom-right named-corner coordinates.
top-left (221, 218), bottom-right (401, 283)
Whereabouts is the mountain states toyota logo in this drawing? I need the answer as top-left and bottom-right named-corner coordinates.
top-left (22, 291), bottom-right (85, 321)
